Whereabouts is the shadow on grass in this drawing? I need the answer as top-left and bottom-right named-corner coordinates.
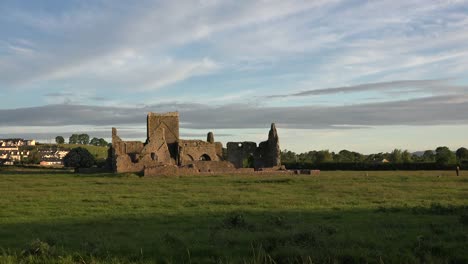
top-left (1, 206), bottom-right (468, 263)
top-left (0, 166), bottom-right (125, 177)
top-left (0, 166), bottom-right (73, 175)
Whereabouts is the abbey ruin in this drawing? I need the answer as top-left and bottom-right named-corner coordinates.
top-left (110, 112), bottom-right (283, 176)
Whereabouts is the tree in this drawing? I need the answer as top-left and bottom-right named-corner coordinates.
top-left (281, 149), bottom-right (297, 163)
top-left (78, 134), bottom-right (90, 145)
top-left (316, 150), bottom-right (333, 163)
top-left (55, 136), bottom-right (65, 144)
top-left (435, 146), bottom-right (457, 166)
top-left (69, 134), bottom-right (90, 144)
top-left (456, 147), bottom-right (468, 161)
top-left (389, 149), bottom-right (402, 163)
top-left (24, 150), bottom-right (41, 164)
top-left (335, 150), bottom-right (353, 162)
top-left (63, 147), bottom-right (96, 170)
top-left (69, 134), bottom-right (78, 144)
top-left (422, 150), bottom-right (435, 162)
top-left (98, 138), bottom-right (108, 147)
top-left (90, 137), bottom-right (108, 147)
top-left (401, 150), bottom-right (412, 163)
top-left (90, 137), bottom-right (100, 146)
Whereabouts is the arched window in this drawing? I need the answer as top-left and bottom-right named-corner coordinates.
top-left (199, 154), bottom-right (211, 161)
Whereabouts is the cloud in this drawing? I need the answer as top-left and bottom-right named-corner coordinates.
top-left (0, 0), bottom-right (328, 90)
top-left (0, 130), bottom-right (233, 142)
top-left (266, 79), bottom-right (467, 98)
top-left (1, 93), bottom-right (467, 130)
top-left (42, 91), bottom-right (109, 104)
top-left (1, 0), bottom-right (468, 122)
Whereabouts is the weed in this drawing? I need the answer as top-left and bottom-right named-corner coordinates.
top-left (223, 213), bottom-right (247, 229)
top-left (291, 232), bottom-right (318, 247)
top-left (22, 239), bottom-right (53, 257)
top-left (269, 215), bottom-right (288, 228)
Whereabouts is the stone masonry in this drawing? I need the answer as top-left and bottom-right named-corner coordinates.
top-left (110, 112), bottom-right (283, 176)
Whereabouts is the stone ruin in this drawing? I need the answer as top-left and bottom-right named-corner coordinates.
top-left (110, 112), bottom-right (285, 176)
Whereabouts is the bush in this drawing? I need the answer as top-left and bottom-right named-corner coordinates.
top-left (63, 147), bottom-right (96, 170)
top-left (282, 162), bottom-right (462, 171)
top-left (22, 239), bottom-right (52, 256)
top-left (223, 213), bottom-right (247, 229)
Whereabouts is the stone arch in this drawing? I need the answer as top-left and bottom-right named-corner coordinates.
top-left (243, 153), bottom-right (255, 168)
top-left (199, 154), bottom-right (212, 161)
top-left (186, 154), bottom-right (195, 161)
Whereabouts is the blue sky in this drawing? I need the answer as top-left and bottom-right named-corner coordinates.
top-left (1, 0), bottom-right (468, 153)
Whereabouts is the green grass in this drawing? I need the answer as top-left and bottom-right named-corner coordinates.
top-left (0, 168), bottom-right (467, 263)
top-left (38, 144), bottom-right (109, 160)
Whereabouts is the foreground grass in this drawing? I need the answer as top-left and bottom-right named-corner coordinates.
top-left (0, 168), bottom-right (467, 263)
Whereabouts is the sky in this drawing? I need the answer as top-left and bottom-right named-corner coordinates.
top-left (1, 0), bottom-right (468, 154)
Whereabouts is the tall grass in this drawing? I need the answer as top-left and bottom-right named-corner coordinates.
top-left (0, 169), bottom-right (467, 263)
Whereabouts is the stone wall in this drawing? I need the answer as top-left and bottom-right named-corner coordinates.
top-left (256, 123), bottom-right (281, 168)
top-left (147, 112), bottom-right (179, 144)
top-left (111, 127), bottom-right (173, 173)
top-left (188, 160), bottom-right (236, 173)
top-left (226, 141), bottom-right (257, 168)
top-left (179, 139), bottom-right (221, 165)
top-left (226, 123), bottom-right (281, 170)
top-left (111, 112), bottom-right (282, 175)
top-left (143, 162), bottom-right (254, 176)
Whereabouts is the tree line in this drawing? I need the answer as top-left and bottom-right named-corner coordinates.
top-left (281, 146), bottom-right (468, 167)
top-left (55, 134), bottom-right (109, 147)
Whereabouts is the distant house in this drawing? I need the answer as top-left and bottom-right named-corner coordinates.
top-left (56, 150), bottom-right (69, 159)
top-left (40, 158), bottom-right (63, 166)
top-left (9, 150), bottom-right (30, 161)
top-left (0, 159), bottom-right (14, 166)
top-left (0, 147), bottom-right (29, 162)
top-left (0, 152), bottom-right (8, 159)
top-left (38, 149), bottom-right (69, 160)
top-left (25, 140), bottom-right (36, 146)
top-left (381, 159), bottom-right (390, 163)
top-left (0, 138), bottom-right (36, 147)
top-left (0, 146), bottom-right (19, 152)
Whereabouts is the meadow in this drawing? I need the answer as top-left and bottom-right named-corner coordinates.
top-left (48, 144), bottom-right (108, 160)
top-left (0, 167), bottom-right (467, 263)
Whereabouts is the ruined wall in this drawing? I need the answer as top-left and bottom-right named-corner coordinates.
top-left (256, 123), bottom-right (281, 168)
top-left (111, 112), bottom-right (281, 175)
top-left (111, 126), bottom-right (174, 173)
top-left (189, 160), bottom-right (236, 173)
top-left (147, 112), bottom-right (179, 144)
top-left (111, 128), bottom-right (146, 173)
top-left (147, 112), bottom-right (180, 160)
top-left (144, 161), bottom-right (244, 176)
top-left (226, 142), bottom-right (257, 169)
top-left (141, 126), bottom-right (174, 164)
top-left (226, 123), bottom-right (281, 170)
top-left (178, 139), bottom-right (221, 165)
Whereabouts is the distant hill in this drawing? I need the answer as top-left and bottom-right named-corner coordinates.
top-left (412, 151), bottom-right (431, 157)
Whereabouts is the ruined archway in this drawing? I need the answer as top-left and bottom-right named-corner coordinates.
top-left (243, 154), bottom-right (255, 168)
top-left (186, 154), bottom-right (195, 161)
top-left (199, 154), bottom-right (212, 161)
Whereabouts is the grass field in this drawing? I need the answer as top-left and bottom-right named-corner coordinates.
top-left (0, 168), bottom-right (467, 263)
top-left (36, 144), bottom-right (109, 160)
